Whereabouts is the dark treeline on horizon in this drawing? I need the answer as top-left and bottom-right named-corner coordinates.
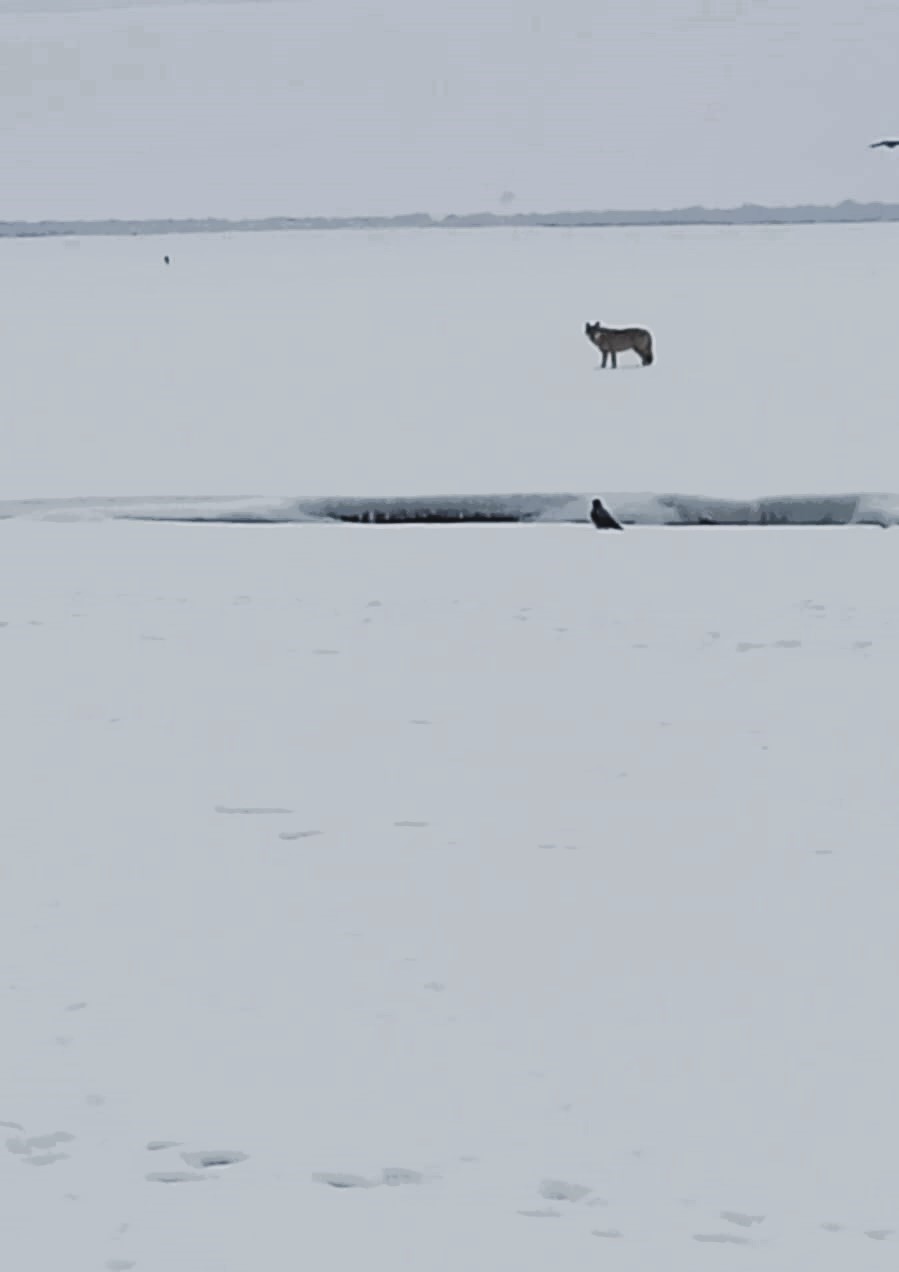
top-left (3, 199), bottom-right (899, 239)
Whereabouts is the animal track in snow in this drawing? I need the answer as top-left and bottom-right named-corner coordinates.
top-left (313, 1172), bottom-right (377, 1190)
top-left (313, 1166), bottom-right (425, 1190)
top-left (181, 1150), bottom-right (247, 1170)
top-left (539, 1179), bottom-right (592, 1203)
top-left (278, 830), bottom-right (322, 841)
top-left (26, 1132), bottom-right (75, 1151)
top-left (518, 1208), bottom-right (561, 1219)
top-left (592, 1229), bottom-right (623, 1239)
top-left (146, 1140), bottom-right (181, 1151)
top-left (24, 1152), bottom-right (71, 1167)
top-left (394, 820), bottom-right (429, 828)
top-left (382, 1168), bottom-right (424, 1186)
top-left (720, 1210), bottom-right (765, 1227)
top-left (7, 1130), bottom-right (75, 1164)
top-left (865, 1229), bottom-right (893, 1241)
top-left (106, 1261), bottom-right (136, 1271)
top-left (693, 1233), bottom-right (752, 1245)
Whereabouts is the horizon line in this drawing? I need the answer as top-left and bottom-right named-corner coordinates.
top-left (4, 197), bottom-right (899, 238)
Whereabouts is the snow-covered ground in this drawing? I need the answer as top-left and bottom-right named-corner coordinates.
top-left (3, 518), bottom-right (898, 1270)
top-left (4, 222), bottom-right (899, 501)
top-left (3, 221), bottom-right (899, 1268)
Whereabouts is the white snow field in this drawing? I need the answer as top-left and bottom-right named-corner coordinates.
top-left (3, 518), bottom-right (899, 1270)
top-left (3, 222), bottom-right (899, 502)
top-left (3, 222), bottom-right (899, 1269)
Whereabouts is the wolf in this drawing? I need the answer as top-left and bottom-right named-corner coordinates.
top-left (585, 321), bottom-right (654, 368)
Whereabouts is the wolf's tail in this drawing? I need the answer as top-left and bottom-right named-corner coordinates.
top-left (642, 343), bottom-right (654, 366)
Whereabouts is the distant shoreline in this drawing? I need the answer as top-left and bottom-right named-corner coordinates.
top-left (3, 199), bottom-right (899, 239)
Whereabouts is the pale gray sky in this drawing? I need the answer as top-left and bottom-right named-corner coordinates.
top-left (1, 0), bottom-right (897, 219)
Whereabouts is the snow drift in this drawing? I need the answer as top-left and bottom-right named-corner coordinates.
top-left (1, 491), bottom-right (898, 526)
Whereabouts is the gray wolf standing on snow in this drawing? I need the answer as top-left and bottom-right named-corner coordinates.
top-left (585, 321), bottom-right (654, 368)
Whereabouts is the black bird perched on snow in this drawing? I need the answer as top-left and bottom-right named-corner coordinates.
top-left (589, 498), bottom-right (623, 531)
top-left (870, 139), bottom-right (899, 149)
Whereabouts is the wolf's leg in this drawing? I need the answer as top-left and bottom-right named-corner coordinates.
top-left (610, 350), bottom-right (617, 368)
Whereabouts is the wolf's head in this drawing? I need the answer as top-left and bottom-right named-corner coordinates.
top-left (585, 321), bottom-right (601, 342)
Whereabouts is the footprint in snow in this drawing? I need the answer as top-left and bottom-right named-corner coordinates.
top-left (313, 1167), bottom-right (423, 1190)
top-left (7, 1131), bottom-right (75, 1159)
top-left (313, 1172), bottom-right (377, 1190)
top-left (24, 1152), bottom-right (71, 1167)
top-left (382, 1168), bottom-right (424, 1186)
top-left (181, 1150), bottom-right (247, 1170)
top-left (720, 1210), bottom-right (765, 1227)
top-left (539, 1179), bottom-right (592, 1203)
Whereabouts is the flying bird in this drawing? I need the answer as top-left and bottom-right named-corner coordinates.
top-left (870, 139), bottom-right (899, 149)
